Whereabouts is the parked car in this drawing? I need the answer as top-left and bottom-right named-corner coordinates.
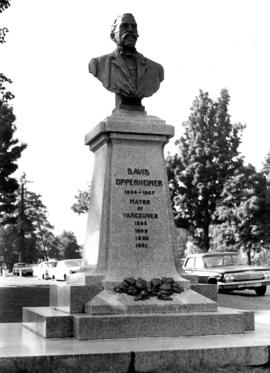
top-left (182, 252), bottom-right (270, 296)
top-left (35, 261), bottom-right (57, 280)
top-left (54, 259), bottom-right (83, 281)
top-left (47, 261), bottom-right (58, 279)
top-left (32, 264), bottom-right (39, 278)
top-left (12, 263), bottom-right (33, 276)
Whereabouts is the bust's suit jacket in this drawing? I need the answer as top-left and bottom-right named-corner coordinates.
top-left (89, 49), bottom-right (164, 99)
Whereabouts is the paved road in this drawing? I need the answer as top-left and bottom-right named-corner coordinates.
top-left (0, 275), bottom-right (55, 287)
top-left (218, 287), bottom-right (270, 311)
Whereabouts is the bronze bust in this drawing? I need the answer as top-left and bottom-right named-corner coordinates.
top-left (89, 13), bottom-right (164, 111)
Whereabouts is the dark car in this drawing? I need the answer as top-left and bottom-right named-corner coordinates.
top-left (182, 252), bottom-right (270, 296)
top-left (12, 263), bottom-right (33, 276)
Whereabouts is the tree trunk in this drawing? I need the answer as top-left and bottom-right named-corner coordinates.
top-left (246, 248), bottom-right (252, 265)
top-left (203, 224), bottom-right (210, 251)
top-left (203, 209), bottom-right (210, 252)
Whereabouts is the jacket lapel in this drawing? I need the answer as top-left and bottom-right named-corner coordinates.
top-left (136, 53), bottom-right (148, 80)
top-left (111, 50), bottom-right (131, 81)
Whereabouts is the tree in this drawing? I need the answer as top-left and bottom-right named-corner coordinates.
top-left (17, 176), bottom-right (59, 262)
top-left (0, 0), bottom-right (10, 13)
top-left (262, 152), bottom-right (270, 180)
top-left (71, 184), bottom-right (91, 215)
top-left (56, 231), bottom-right (81, 259)
top-left (23, 189), bottom-right (55, 260)
top-left (0, 0), bottom-right (26, 226)
top-left (0, 76), bottom-right (27, 225)
top-left (0, 0), bottom-right (10, 44)
top-left (261, 151), bottom-right (270, 244)
top-left (0, 175), bottom-right (59, 265)
top-left (212, 164), bottom-right (267, 263)
top-left (0, 224), bottom-right (19, 270)
top-left (166, 89), bottom-right (245, 251)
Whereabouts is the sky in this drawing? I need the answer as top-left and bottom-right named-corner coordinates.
top-left (1, 0), bottom-right (270, 244)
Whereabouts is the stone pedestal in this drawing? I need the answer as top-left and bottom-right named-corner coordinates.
top-left (84, 110), bottom-right (188, 289)
top-left (23, 110), bottom-right (254, 341)
top-left (64, 110), bottom-right (235, 337)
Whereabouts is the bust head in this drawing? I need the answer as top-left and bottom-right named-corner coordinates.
top-left (110, 13), bottom-right (139, 49)
top-left (89, 13), bottom-right (164, 111)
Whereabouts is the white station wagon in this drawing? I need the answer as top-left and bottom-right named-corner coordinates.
top-left (54, 259), bottom-right (83, 281)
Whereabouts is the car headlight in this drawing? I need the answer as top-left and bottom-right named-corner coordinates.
top-left (224, 274), bottom-right (235, 282)
top-left (263, 271), bottom-right (270, 279)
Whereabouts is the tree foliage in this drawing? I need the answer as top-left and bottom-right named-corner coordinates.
top-left (0, 175), bottom-right (59, 266)
top-left (0, 74), bottom-right (14, 103)
top-left (71, 184), bottom-right (91, 215)
top-left (212, 164), bottom-right (267, 262)
top-left (166, 89), bottom-right (245, 251)
top-left (0, 0), bottom-right (10, 12)
top-left (261, 152), bottom-right (270, 243)
top-left (0, 0), bottom-right (10, 43)
top-left (56, 231), bottom-right (82, 259)
top-left (19, 181), bottom-right (56, 261)
top-left (0, 224), bottom-right (19, 270)
top-left (0, 76), bottom-right (27, 225)
top-left (262, 152), bottom-right (270, 179)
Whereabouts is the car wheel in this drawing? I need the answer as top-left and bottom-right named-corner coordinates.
top-left (255, 286), bottom-right (267, 296)
top-left (220, 289), bottom-right (233, 294)
top-left (42, 274), bottom-right (45, 280)
top-left (63, 274), bottom-right (67, 281)
top-left (208, 278), bottom-right (218, 284)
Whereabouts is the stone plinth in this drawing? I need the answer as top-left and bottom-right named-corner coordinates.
top-left (50, 280), bottom-right (103, 314)
top-left (73, 308), bottom-right (249, 340)
top-left (23, 307), bottom-right (73, 338)
top-left (84, 110), bottom-right (189, 289)
top-left (78, 110), bottom-right (227, 331)
top-left (84, 289), bottom-right (217, 315)
top-left (21, 110), bottom-right (255, 342)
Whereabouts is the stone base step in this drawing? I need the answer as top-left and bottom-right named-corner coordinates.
top-left (84, 289), bottom-right (217, 315)
top-left (49, 281), bottom-right (103, 314)
top-left (73, 307), bottom-right (253, 340)
top-left (1, 321), bottom-right (268, 373)
top-left (23, 307), bottom-right (73, 338)
top-left (23, 306), bottom-right (254, 340)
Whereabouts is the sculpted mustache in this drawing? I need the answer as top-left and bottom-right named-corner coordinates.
top-left (122, 32), bottom-right (138, 39)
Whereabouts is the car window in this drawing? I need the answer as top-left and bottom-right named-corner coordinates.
top-left (64, 260), bottom-right (82, 267)
top-left (204, 256), bottom-right (223, 267)
top-left (184, 257), bottom-right (195, 269)
top-left (194, 256), bottom-right (205, 269)
top-left (47, 262), bottom-right (57, 268)
top-left (223, 256), bottom-right (234, 265)
top-left (204, 254), bottom-right (240, 267)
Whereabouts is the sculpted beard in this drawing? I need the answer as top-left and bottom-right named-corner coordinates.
top-left (120, 32), bottom-right (138, 49)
